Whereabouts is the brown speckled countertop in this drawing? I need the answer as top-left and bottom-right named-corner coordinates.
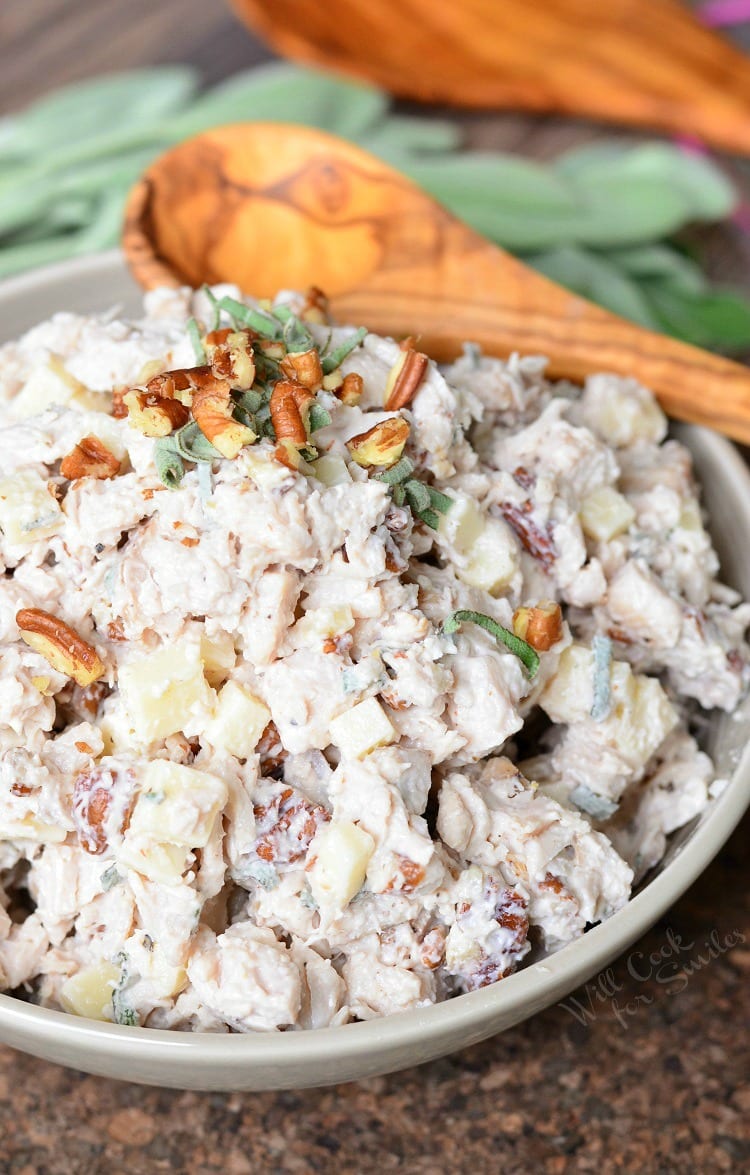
top-left (2, 3), bottom-right (750, 1171)
top-left (1, 818), bottom-right (747, 1174)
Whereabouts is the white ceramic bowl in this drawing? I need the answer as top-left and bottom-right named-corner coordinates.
top-left (1, 252), bottom-right (749, 1090)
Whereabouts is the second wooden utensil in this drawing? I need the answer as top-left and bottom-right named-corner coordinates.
top-left (230, 0), bottom-right (750, 157)
top-left (123, 123), bottom-right (750, 442)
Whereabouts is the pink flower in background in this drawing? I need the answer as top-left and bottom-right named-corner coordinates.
top-left (697, 0), bottom-right (750, 27)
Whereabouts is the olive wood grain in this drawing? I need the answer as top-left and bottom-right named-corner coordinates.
top-left (229, 0), bottom-right (750, 157)
top-left (123, 124), bottom-right (750, 443)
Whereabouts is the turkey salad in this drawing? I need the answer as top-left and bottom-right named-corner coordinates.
top-left (0, 283), bottom-right (745, 1032)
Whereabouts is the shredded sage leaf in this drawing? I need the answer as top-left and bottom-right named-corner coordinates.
top-left (570, 784), bottom-right (618, 821)
top-left (402, 479), bottom-right (452, 529)
top-left (153, 439), bottom-right (185, 489)
top-left (201, 284), bottom-right (221, 332)
top-left (321, 327), bottom-right (367, 374)
top-left (172, 420), bottom-right (223, 462)
top-left (283, 314), bottom-right (315, 354)
top-left (591, 634), bottom-right (613, 721)
top-left (100, 864), bottom-right (122, 892)
top-left (186, 316), bottom-right (205, 364)
top-left (308, 403), bottom-right (331, 431)
top-left (443, 609), bottom-right (540, 677)
top-left (376, 456), bottom-right (415, 485)
top-left (218, 296), bottom-right (281, 338)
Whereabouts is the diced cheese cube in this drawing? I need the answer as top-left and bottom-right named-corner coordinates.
top-left (200, 629), bottom-right (236, 686)
top-left (60, 962), bottom-right (120, 1021)
top-left (205, 682), bottom-right (270, 758)
top-left (118, 640), bottom-right (215, 742)
top-left (0, 814), bottom-right (67, 844)
top-left (293, 605), bottom-right (354, 645)
top-left (10, 357), bottom-right (84, 418)
top-left (313, 454), bottom-right (352, 487)
top-left (0, 471), bottom-right (63, 546)
top-left (307, 821), bottom-right (374, 911)
top-left (117, 838), bottom-right (190, 885)
top-left (580, 487), bottom-right (635, 542)
top-left (329, 697), bottom-right (396, 759)
top-left (127, 759), bottom-right (228, 848)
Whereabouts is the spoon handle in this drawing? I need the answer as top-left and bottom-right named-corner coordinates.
top-left (334, 224), bottom-right (750, 445)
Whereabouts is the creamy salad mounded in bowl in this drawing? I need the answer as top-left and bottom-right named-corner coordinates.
top-left (0, 268), bottom-right (748, 1044)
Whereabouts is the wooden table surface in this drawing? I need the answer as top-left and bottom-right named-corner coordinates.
top-left (0, 3), bottom-right (749, 1173)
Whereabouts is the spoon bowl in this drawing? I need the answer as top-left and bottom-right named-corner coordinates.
top-left (123, 122), bottom-right (750, 443)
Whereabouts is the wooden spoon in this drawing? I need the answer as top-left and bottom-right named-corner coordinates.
top-left (229, 0), bottom-right (750, 158)
top-left (123, 123), bottom-right (750, 443)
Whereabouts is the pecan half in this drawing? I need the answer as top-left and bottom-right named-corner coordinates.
top-left (347, 416), bottom-right (410, 467)
top-left (60, 435), bottom-right (121, 481)
top-left (384, 349), bottom-right (429, 411)
top-left (512, 601), bottom-right (563, 651)
top-left (16, 608), bottom-right (104, 687)
top-left (186, 374), bottom-right (254, 459)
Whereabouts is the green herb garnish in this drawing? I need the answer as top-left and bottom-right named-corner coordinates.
top-left (172, 420), bottom-right (223, 462)
top-left (283, 314), bottom-right (315, 354)
top-left (201, 285), bottom-right (221, 332)
top-left (308, 403), bottom-right (331, 431)
top-left (186, 316), bottom-right (205, 364)
top-left (374, 457), bottom-right (452, 528)
top-left (217, 296), bottom-right (281, 339)
top-left (443, 609), bottom-right (540, 677)
top-left (100, 864), bottom-right (122, 892)
top-left (153, 439), bottom-right (185, 489)
top-left (376, 456), bottom-right (415, 485)
top-left (321, 327), bottom-right (367, 374)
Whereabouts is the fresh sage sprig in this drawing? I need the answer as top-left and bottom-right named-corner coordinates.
top-left (2, 64), bottom-right (750, 352)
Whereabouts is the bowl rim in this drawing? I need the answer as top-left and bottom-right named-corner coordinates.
top-left (0, 250), bottom-right (748, 1068)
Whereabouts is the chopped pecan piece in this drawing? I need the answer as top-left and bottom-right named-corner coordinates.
top-left (60, 435), bottom-right (121, 481)
top-left (270, 379), bottom-right (316, 468)
top-left (384, 856), bottom-right (425, 893)
top-left (16, 608), bottom-right (104, 687)
top-left (252, 786), bottom-right (330, 866)
top-left (347, 417), bottom-right (410, 467)
top-left (204, 328), bottom-right (256, 390)
top-left (72, 766), bottom-right (132, 855)
top-left (123, 389), bottom-right (189, 437)
top-left (300, 285), bottom-right (330, 324)
top-left (420, 927), bottom-right (446, 970)
top-left (335, 372), bottom-right (364, 406)
top-left (257, 721), bottom-right (287, 778)
top-left (384, 348), bottom-right (429, 411)
top-left (499, 501), bottom-right (556, 572)
top-left (512, 601), bottom-right (563, 651)
top-left (280, 348), bottom-right (323, 391)
top-left (192, 377), bottom-right (255, 459)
